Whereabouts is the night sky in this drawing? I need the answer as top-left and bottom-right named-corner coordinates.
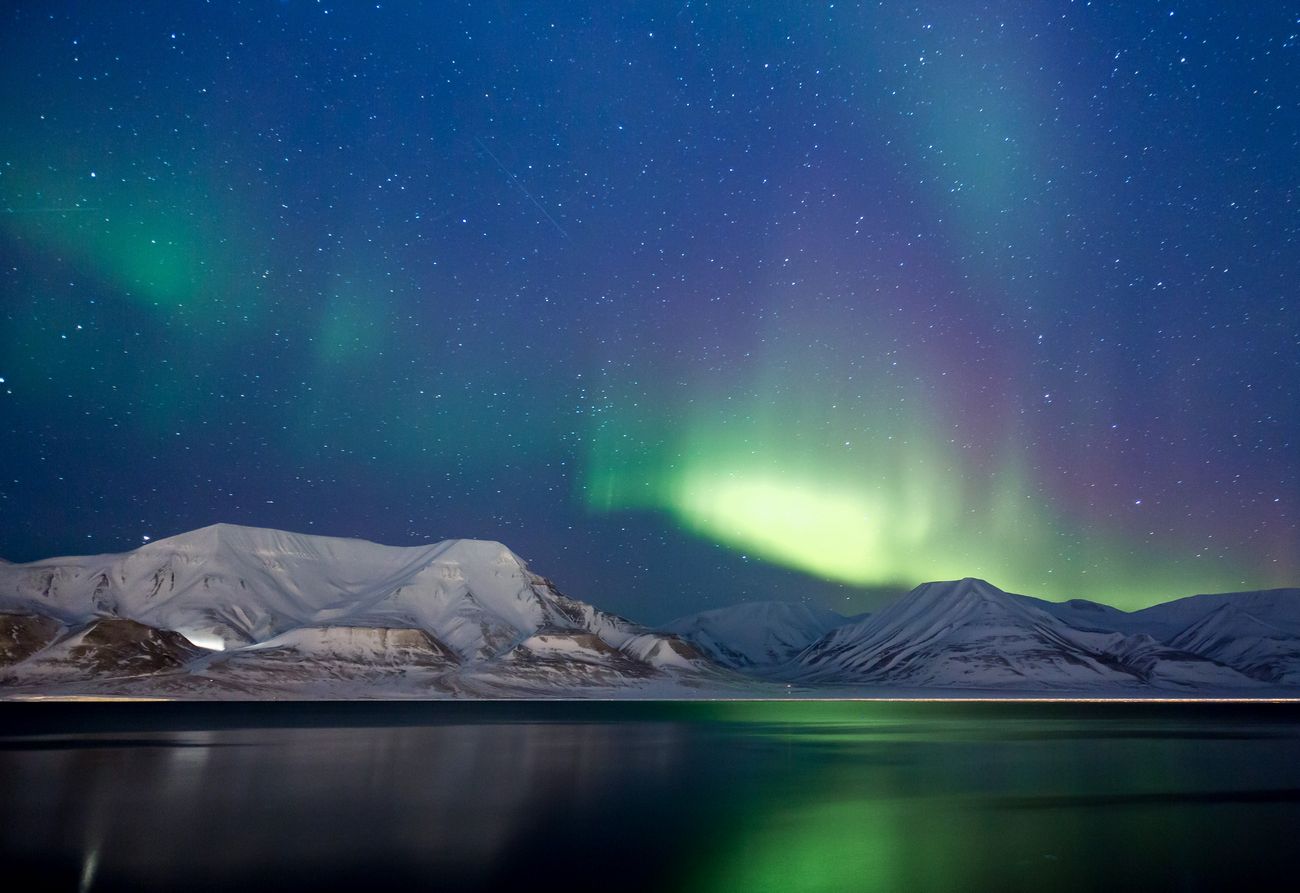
top-left (2, 2), bottom-right (1297, 621)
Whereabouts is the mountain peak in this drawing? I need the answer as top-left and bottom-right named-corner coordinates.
top-left (903, 577), bottom-right (1008, 608)
top-left (427, 538), bottom-right (528, 569)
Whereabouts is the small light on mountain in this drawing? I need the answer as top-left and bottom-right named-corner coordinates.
top-left (142, 535), bottom-right (151, 542)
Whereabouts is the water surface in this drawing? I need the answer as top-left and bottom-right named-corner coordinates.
top-left (2, 701), bottom-right (1298, 891)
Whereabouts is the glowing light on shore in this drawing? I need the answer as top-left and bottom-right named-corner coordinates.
top-left (178, 630), bottom-right (226, 651)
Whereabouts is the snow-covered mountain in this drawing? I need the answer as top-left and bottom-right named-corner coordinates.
top-left (1167, 603), bottom-right (1300, 684)
top-left (1130, 588), bottom-right (1300, 639)
top-left (1, 524), bottom-right (613, 656)
top-left (661, 601), bottom-right (856, 669)
top-left (2, 526), bottom-right (1297, 697)
top-left (787, 578), bottom-right (1251, 690)
top-left (0, 524), bottom-right (726, 698)
top-left (780, 578), bottom-right (1298, 692)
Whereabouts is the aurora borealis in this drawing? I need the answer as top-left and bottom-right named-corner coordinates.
top-left (1, 2), bottom-right (1296, 618)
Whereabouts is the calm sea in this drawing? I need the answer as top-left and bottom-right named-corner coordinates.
top-left (2, 701), bottom-right (1298, 891)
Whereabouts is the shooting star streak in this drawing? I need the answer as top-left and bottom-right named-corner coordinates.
top-left (473, 136), bottom-right (571, 241)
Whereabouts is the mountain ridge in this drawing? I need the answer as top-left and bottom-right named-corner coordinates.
top-left (780, 577), bottom-right (1290, 691)
top-left (2, 527), bottom-right (1298, 698)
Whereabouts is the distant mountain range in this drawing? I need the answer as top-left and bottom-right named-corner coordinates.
top-left (664, 578), bottom-right (1300, 693)
top-left (1, 524), bottom-right (1297, 698)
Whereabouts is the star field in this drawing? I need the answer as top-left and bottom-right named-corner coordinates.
top-left (1, 2), bottom-right (1297, 619)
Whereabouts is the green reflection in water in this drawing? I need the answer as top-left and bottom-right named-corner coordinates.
top-left (686, 798), bottom-right (906, 893)
top-left (676, 700), bottom-right (1253, 893)
top-left (680, 702), bottom-right (937, 892)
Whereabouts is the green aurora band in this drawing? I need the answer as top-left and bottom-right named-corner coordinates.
top-left (583, 334), bottom-right (1251, 610)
